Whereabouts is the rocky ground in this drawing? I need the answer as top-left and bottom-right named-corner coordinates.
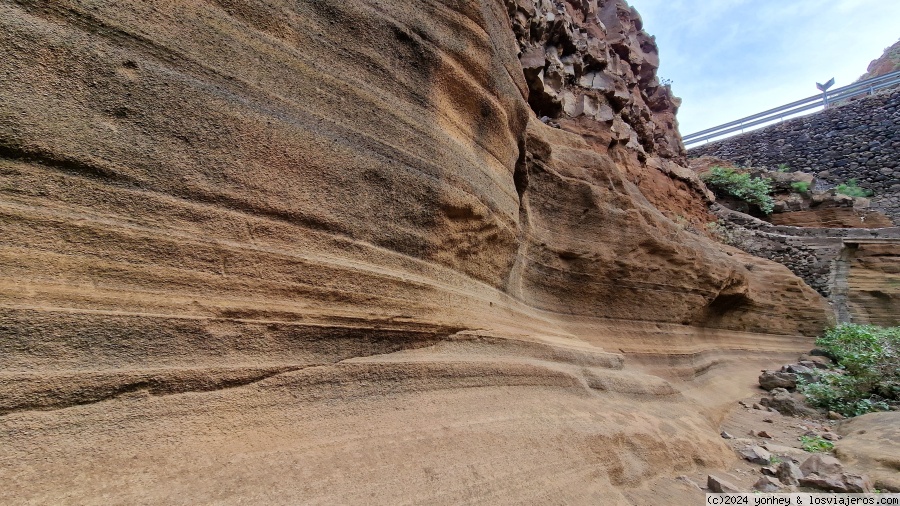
top-left (670, 353), bottom-right (900, 498)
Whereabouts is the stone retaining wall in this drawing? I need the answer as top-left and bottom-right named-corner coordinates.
top-left (690, 89), bottom-right (900, 223)
top-left (713, 205), bottom-right (900, 325)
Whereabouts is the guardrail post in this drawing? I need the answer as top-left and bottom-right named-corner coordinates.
top-left (816, 77), bottom-right (835, 109)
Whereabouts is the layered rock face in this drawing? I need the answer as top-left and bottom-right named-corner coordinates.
top-left (843, 242), bottom-right (900, 326)
top-left (1, 0), bottom-right (832, 502)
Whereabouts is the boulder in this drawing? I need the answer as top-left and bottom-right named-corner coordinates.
top-left (758, 371), bottom-right (797, 390)
top-left (760, 388), bottom-right (818, 417)
top-left (675, 475), bottom-right (702, 490)
top-left (799, 472), bottom-right (874, 493)
top-left (798, 356), bottom-right (832, 370)
top-left (776, 461), bottom-right (803, 486)
top-left (841, 473), bottom-right (875, 493)
top-left (799, 473), bottom-right (847, 492)
top-left (707, 475), bottom-right (741, 494)
top-left (763, 444), bottom-right (810, 463)
top-left (781, 363), bottom-right (817, 382)
top-left (800, 454), bottom-right (843, 477)
top-left (752, 475), bottom-right (783, 492)
top-left (738, 446), bottom-right (772, 465)
top-left (761, 169), bottom-right (814, 194)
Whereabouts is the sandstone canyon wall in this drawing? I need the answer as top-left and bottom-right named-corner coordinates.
top-left (0, 0), bottom-right (833, 503)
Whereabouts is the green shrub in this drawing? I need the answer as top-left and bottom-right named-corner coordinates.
top-left (701, 167), bottom-right (775, 214)
top-left (791, 181), bottom-right (810, 193)
top-left (777, 163), bottom-right (791, 173)
top-left (799, 324), bottom-right (900, 417)
top-left (835, 179), bottom-right (874, 198)
top-left (800, 435), bottom-right (834, 453)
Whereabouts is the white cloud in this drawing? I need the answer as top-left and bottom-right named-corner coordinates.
top-left (627, 0), bottom-right (900, 134)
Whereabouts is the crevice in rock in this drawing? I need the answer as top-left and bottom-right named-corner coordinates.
top-left (830, 244), bottom-right (858, 323)
top-left (513, 137), bottom-right (529, 202)
top-left (1, 325), bottom-right (470, 417)
top-left (0, 143), bottom-right (132, 183)
top-left (0, 366), bottom-right (307, 417)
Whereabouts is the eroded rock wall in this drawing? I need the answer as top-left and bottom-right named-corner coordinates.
top-left (0, 0), bottom-right (834, 502)
top-left (0, 0), bottom-right (830, 381)
top-left (844, 242), bottom-right (900, 326)
top-left (506, 0), bottom-right (718, 230)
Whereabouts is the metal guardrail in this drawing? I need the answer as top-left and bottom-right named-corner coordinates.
top-left (683, 69), bottom-right (900, 146)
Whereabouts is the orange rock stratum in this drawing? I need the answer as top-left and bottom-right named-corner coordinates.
top-left (1, 0), bottom-right (833, 503)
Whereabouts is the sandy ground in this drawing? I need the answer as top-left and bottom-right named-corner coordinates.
top-left (2, 339), bottom-right (818, 505)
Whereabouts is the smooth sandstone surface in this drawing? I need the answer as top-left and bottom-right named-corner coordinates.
top-left (1, 0), bottom-right (832, 503)
top-left (836, 412), bottom-right (900, 492)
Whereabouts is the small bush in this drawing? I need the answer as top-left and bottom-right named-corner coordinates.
top-left (799, 324), bottom-right (900, 417)
top-left (791, 181), bottom-right (810, 193)
top-left (701, 167), bottom-right (775, 214)
top-left (835, 179), bottom-right (874, 198)
top-left (777, 163), bottom-right (791, 173)
top-left (800, 435), bottom-right (834, 453)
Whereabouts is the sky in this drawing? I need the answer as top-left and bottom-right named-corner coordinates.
top-left (625, 0), bottom-right (900, 137)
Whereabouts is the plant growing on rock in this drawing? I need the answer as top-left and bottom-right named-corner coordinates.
top-left (791, 181), bottom-right (810, 194)
top-left (799, 435), bottom-right (834, 453)
top-left (799, 324), bottom-right (899, 417)
top-left (835, 179), bottom-right (874, 198)
top-left (701, 166), bottom-right (775, 214)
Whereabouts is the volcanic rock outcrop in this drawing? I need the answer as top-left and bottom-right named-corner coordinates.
top-left (1, 0), bottom-right (832, 503)
top-left (859, 38), bottom-right (900, 81)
